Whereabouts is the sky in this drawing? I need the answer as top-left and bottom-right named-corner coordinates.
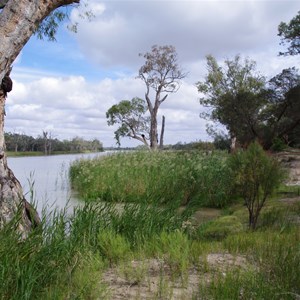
top-left (5, 0), bottom-right (299, 148)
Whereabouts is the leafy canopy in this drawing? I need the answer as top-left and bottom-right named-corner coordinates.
top-left (106, 97), bottom-right (150, 146)
top-left (196, 54), bottom-right (265, 144)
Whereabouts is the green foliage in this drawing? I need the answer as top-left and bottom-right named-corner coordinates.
top-left (0, 196), bottom-right (299, 298)
top-left (34, 4), bottom-right (94, 42)
top-left (228, 142), bottom-right (286, 229)
top-left (153, 231), bottom-right (190, 275)
top-left (35, 10), bottom-right (67, 42)
top-left (138, 45), bottom-right (186, 94)
top-left (278, 10), bottom-right (300, 56)
top-left (98, 230), bottom-right (131, 264)
top-left (263, 68), bottom-right (300, 148)
top-left (258, 206), bottom-right (292, 230)
top-left (108, 204), bottom-right (188, 245)
top-left (0, 207), bottom-right (107, 299)
top-left (197, 54), bottom-right (266, 147)
top-left (106, 97), bottom-right (150, 146)
top-left (171, 140), bottom-right (215, 151)
top-left (198, 270), bottom-right (283, 300)
top-left (271, 137), bottom-right (287, 152)
top-left (213, 133), bottom-right (231, 151)
top-left (5, 132), bottom-right (103, 154)
top-left (69, 151), bottom-right (234, 209)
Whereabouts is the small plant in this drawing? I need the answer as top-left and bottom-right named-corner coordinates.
top-left (228, 142), bottom-right (285, 230)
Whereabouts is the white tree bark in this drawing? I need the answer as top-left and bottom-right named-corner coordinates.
top-left (0, 0), bottom-right (79, 237)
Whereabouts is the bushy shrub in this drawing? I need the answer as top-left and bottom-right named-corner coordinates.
top-left (271, 137), bottom-right (287, 152)
top-left (228, 142), bottom-right (286, 229)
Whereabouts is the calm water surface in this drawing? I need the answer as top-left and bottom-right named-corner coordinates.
top-left (7, 152), bottom-right (109, 214)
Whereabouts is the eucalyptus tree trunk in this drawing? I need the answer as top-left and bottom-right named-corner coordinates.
top-left (0, 0), bottom-right (79, 237)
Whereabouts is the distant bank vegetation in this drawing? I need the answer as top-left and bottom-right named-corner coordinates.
top-left (5, 132), bottom-right (103, 155)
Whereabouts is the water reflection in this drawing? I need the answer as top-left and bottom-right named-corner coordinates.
top-left (7, 152), bottom-right (109, 214)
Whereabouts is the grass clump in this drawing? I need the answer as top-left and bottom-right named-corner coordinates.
top-left (198, 215), bottom-right (244, 240)
top-left (223, 228), bottom-right (300, 295)
top-left (0, 207), bottom-right (107, 300)
top-left (98, 229), bottom-right (131, 265)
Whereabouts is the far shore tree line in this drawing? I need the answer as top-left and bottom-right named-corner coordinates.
top-left (107, 11), bottom-right (300, 152)
top-left (5, 132), bottom-right (103, 155)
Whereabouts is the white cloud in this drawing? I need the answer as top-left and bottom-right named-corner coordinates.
top-left (71, 0), bottom-right (299, 70)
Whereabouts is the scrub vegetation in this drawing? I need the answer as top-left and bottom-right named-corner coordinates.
top-left (0, 143), bottom-right (290, 299)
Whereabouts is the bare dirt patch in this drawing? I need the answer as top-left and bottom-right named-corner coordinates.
top-left (102, 253), bottom-right (255, 299)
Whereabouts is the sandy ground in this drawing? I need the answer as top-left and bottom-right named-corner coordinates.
top-left (101, 253), bottom-right (256, 299)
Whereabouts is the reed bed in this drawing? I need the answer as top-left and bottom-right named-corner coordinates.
top-left (69, 150), bottom-right (233, 208)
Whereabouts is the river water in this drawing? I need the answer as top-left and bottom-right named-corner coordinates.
top-left (7, 152), bottom-right (109, 215)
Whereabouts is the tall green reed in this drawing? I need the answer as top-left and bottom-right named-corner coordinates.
top-left (69, 150), bottom-right (233, 209)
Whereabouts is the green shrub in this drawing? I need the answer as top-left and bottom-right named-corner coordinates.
top-left (228, 142), bottom-right (286, 229)
top-left (271, 137), bottom-right (287, 152)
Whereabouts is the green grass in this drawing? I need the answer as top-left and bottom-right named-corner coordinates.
top-left (1, 149), bottom-right (299, 299)
top-left (69, 150), bottom-right (234, 208)
top-left (0, 199), bottom-right (299, 299)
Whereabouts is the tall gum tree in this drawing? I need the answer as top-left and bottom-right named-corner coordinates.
top-left (0, 0), bottom-right (80, 238)
top-left (138, 45), bottom-right (186, 150)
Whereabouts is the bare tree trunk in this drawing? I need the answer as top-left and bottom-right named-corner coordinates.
top-left (159, 115), bottom-right (165, 149)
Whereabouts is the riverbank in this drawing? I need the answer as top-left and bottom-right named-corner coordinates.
top-left (1, 148), bottom-right (299, 299)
